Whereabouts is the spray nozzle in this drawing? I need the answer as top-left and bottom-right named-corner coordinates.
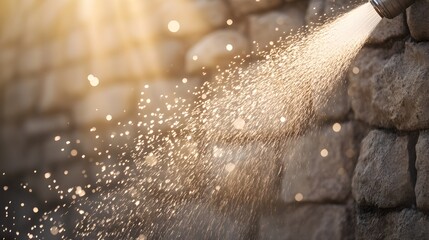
top-left (370, 0), bottom-right (415, 18)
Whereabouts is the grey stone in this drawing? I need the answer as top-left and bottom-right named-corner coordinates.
top-left (228, 0), bottom-right (282, 16)
top-left (206, 141), bottom-right (281, 208)
top-left (407, 0), bottom-right (429, 41)
top-left (259, 204), bottom-right (348, 240)
top-left (164, 201), bottom-right (252, 240)
top-left (415, 130), bottom-right (429, 211)
top-left (3, 79), bottom-right (38, 119)
top-left (185, 30), bottom-right (249, 73)
top-left (24, 115), bottom-right (70, 136)
top-left (159, 0), bottom-right (230, 37)
top-left (367, 14), bottom-right (407, 44)
top-left (349, 41), bottom-right (429, 130)
top-left (281, 122), bottom-right (358, 203)
top-left (356, 208), bottom-right (429, 240)
top-left (73, 84), bottom-right (135, 126)
top-left (248, 9), bottom-right (305, 51)
top-left (352, 129), bottom-right (414, 208)
top-left (0, 124), bottom-right (40, 174)
top-left (313, 81), bottom-right (350, 121)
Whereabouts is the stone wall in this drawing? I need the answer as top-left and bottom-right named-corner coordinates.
top-left (1, 0), bottom-right (429, 239)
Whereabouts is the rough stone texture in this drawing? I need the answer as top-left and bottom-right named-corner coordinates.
top-left (248, 8), bottom-right (305, 51)
top-left (415, 130), bottom-right (429, 211)
top-left (281, 122), bottom-right (358, 203)
top-left (349, 41), bottom-right (429, 130)
top-left (186, 30), bottom-right (249, 73)
top-left (356, 208), bottom-right (429, 240)
top-left (313, 81), bottom-right (350, 121)
top-left (73, 84), bottom-right (135, 126)
top-left (259, 204), bottom-right (349, 240)
top-left (206, 141), bottom-right (281, 208)
top-left (407, 0), bottom-right (429, 41)
top-left (228, 0), bottom-right (283, 16)
top-left (164, 201), bottom-right (253, 240)
top-left (367, 14), bottom-right (407, 44)
top-left (352, 129), bottom-right (414, 208)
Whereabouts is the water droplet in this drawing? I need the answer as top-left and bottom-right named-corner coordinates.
top-left (226, 44), bottom-right (233, 51)
top-left (320, 149), bottom-right (328, 157)
top-left (295, 193), bottom-right (304, 202)
top-left (225, 163), bottom-right (236, 172)
top-left (50, 226), bottom-right (59, 236)
top-left (332, 123), bottom-right (341, 132)
top-left (233, 117), bottom-right (245, 130)
top-left (168, 20), bottom-right (180, 33)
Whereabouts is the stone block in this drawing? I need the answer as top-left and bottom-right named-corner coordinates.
top-left (206, 141), bottom-right (281, 208)
top-left (349, 41), bottom-right (429, 130)
top-left (44, 39), bottom-right (66, 69)
top-left (352, 129), bottom-right (414, 208)
top-left (24, 115), bottom-right (70, 136)
top-left (281, 122), bottom-right (358, 203)
top-left (18, 45), bottom-right (43, 74)
top-left (367, 14), bottom-right (407, 44)
top-left (73, 84), bottom-right (135, 126)
top-left (38, 72), bottom-right (69, 113)
top-left (248, 8), bottom-right (304, 51)
top-left (141, 39), bottom-right (186, 77)
top-left (0, 124), bottom-right (40, 174)
top-left (185, 30), bottom-right (249, 73)
top-left (415, 130), bottom-right (429, 211)
top-left (0, 47), bottom-right (17, 85)
top-left (3, 79), bottom-right (38, 119)
top-left (228, 0), bottom-right (283, 16)
top-left (313, 80), bottom-right (350, 122)
top-left (59, 64), bottom-right (88, 98)
top-left (356, 208), bottom-right (429, 240)
top-left (65, 28), bottom-right (88, 62)
top-left (407, 0), bottom-right (429, 41)
top-left (259, 204), bottom-right (349, 240)
top-left (163, 201), bottom-right (252, 240)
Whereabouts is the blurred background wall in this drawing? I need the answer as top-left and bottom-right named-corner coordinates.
top-left (1, 0), bottom-right (429, 239)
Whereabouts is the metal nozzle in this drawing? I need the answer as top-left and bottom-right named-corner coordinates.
top-left (370, 0), bottom-right (415, 18)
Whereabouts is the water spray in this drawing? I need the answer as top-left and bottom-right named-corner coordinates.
top-left (370, 0), bottom-right (415, 18)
